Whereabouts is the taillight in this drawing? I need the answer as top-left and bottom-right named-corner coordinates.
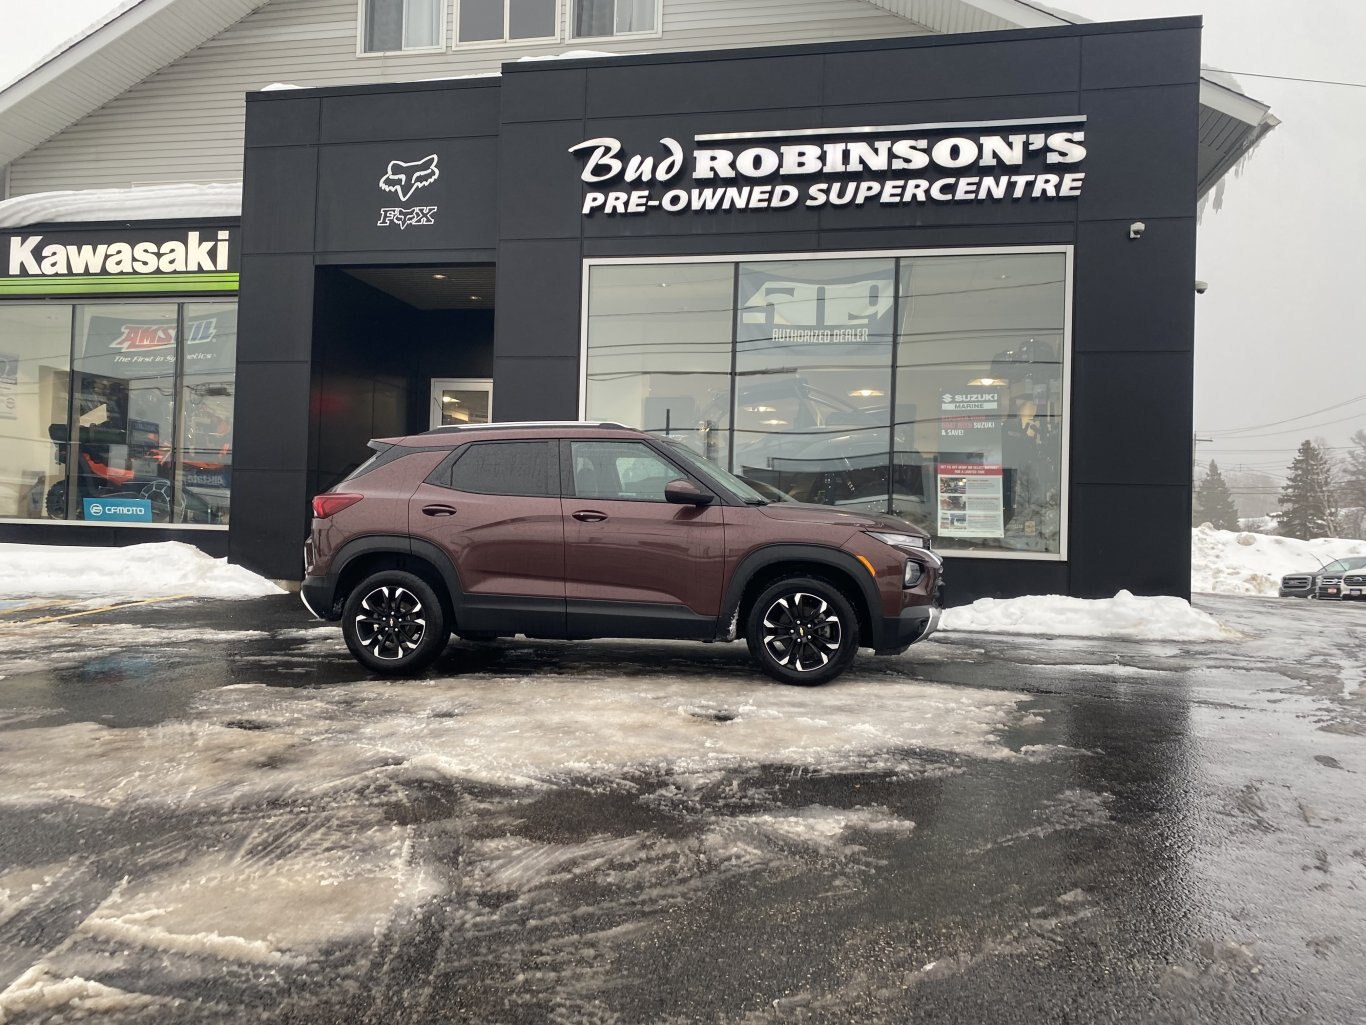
top-left (312, 493), bottom-right (363, 519)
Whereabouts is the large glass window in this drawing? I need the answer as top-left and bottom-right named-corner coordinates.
top-left (364, 0), bottom-right (444, 52)
top-left (734, 259), bottom-right (896, 513)
top-left (896, 254), bottom-right (1066, 553)
top-left (582, 251), bottom-right (1070, 558)
top-left (583, 263), bottom-right (734, 468)
top-left (459, 0), bottom-right (558, 41)
top-left (0, 300), bottom-right (237, 526)
top-left (0, 306), bottom-right (72, 521)
top-left (572, 0), bottom-right (656, 37)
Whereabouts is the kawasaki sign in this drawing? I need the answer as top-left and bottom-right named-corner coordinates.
top-left (0, 225), bottom-right (238, 296)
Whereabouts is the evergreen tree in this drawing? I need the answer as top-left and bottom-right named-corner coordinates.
top-left (1193, 460), bottom-right (1240, 530)
top-left (1344, 429), bottom-right (1366, 510)
top-left (1276, 440), bottom-right (1339, 539)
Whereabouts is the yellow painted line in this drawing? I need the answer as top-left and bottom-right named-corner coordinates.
top-left (0, 598), bottom-right (68, 617)
top-left (16, 593), bottom-right (195, 625)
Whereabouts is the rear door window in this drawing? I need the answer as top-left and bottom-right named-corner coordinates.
top-left (440, 439), bottom-right (555, 495)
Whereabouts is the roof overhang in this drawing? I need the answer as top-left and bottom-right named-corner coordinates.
top-left (861, 0), bottom-right (1277, 199)
top-left (0, 0), bottom-right (272, 169)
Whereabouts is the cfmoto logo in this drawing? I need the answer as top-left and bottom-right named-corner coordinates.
top-left (89, 503), bottom-right (104, 515)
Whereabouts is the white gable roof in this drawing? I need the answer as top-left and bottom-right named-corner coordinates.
top-left (0, 0), bottom-right (272, 168)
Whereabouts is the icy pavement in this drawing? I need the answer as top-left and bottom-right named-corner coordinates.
top-left (0, 593), bottom-right (1362, 1024)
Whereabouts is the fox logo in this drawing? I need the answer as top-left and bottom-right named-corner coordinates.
top-left (379, 154), bottom-right (440, 202)
top-left (377, 207), bottom-right (437, 229)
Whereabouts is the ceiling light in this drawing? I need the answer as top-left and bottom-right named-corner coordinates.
top-left (743, 405), bottom-right (776, 413)
top-left (441, 396), bottom-right (461, 404)
top-left (761, 419), bottom-right (789, 426)
top-left (432, 273), bottom-right (447, 280)
top-left (469, 295), bottom-right (482, 301)
top-left (968, 377), bottom-right (1006, 386)
top-left (848, 388), bottom-right (884, 398)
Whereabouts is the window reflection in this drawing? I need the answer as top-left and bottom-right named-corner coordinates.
top-left (0, 306), bottom-right (71, 520)
top-left (582, 251), bottom-right (1068, 556)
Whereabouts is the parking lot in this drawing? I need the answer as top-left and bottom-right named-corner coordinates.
top-left (0, 592), bottom-right (1362, 1024)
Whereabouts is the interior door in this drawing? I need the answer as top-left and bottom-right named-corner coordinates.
top-left (430, 378), bottom-right (492, 429)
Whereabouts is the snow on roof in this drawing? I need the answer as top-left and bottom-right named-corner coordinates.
top-left (0, 183), bottom-right (241, 229)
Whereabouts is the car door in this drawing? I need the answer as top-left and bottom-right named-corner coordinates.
top-left (408, 438), bottom-right (566, 638)
top-left (561, 438), bottom-right (725, 639)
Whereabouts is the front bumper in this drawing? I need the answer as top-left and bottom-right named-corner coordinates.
top-left (874, 604), bottom-right (941, 656)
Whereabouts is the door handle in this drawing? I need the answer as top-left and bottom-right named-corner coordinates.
top-left (572, 510), bottom-right (608, 522)
top-left (422, 504), bottom-right (458, 517)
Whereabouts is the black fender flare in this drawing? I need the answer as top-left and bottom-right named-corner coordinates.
top-left (332, 535), bottom-right (465, 613)
top-left (722, 543), bottom-right (884, 648)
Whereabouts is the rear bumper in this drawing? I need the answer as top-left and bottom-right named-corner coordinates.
top-left (873, 604), bottom-right (940, 656)
top-left (300, 574), bottom-right (339, 620)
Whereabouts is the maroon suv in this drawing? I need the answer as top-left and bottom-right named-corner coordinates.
top-left (301, 422), bottom-right (942, 685)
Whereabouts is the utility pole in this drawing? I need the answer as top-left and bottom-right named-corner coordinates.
top-left (1192, 432), bottom-right (1213, 475)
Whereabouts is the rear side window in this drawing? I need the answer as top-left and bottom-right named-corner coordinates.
top-left (343, 442), bottom-right (414, 482)
top-left (442, 440), bottom-right (554, 496)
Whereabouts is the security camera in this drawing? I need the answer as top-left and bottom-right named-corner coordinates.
top-left (1194, 280), bottom-right (1209, 294)
top-left (1128, 221), bottom-right (1146, 239)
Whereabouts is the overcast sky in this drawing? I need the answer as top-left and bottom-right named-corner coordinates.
top-left (0, 0), bottom-right (1362, 482)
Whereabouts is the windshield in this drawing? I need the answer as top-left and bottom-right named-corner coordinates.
top-left (658, 437), bottom-right (771, 505)
top-left (1325, 557), bottom-right (1366, 573)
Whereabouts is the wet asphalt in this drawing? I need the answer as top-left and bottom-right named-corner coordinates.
top-left (0, 592), bottom-right (1363, 1024)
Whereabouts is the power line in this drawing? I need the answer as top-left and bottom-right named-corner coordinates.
top-left (1201, 392), bottom-right (1366, 436)
top-left (1212, 69), bottom-right (1366, 89)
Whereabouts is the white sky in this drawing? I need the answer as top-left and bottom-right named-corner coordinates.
top-left (0, 0), bottom-right (1362, 485)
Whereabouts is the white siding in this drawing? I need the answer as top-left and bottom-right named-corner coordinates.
top-left (9, 0), bottom-right (928, 194)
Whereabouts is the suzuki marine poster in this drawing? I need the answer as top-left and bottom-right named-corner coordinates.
top-left (938, 389), bottom-right (1004, 538)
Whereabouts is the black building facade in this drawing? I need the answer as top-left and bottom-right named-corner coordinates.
top-left (233, 17), bottom-right (1200, 603)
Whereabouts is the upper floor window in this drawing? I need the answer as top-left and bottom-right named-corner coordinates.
top-left (363, 0), bottom-right (445, 53)
top-left (571, 0), bottom-right (657, 38)
top-left (459, 0), bottom-right (559, 43)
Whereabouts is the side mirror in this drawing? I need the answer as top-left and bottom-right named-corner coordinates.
top-left (664, 479), bottom-right (715, 506)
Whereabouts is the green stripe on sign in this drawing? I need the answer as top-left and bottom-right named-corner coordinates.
top-left (0, 273), bottom-right (239, 296)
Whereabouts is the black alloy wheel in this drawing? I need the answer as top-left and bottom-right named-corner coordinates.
top-left (341, 570), bottom-right (449, 675)
top-left (746, 576), bottom-right (860, 685)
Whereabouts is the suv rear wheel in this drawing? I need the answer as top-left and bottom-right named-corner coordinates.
top-left (746, 576), bottom-right (860, 686)
top-left (342, 570), bottom-right (449, 675)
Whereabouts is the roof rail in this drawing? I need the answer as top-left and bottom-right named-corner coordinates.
top-left (419, 420), bottom-right (636, 435)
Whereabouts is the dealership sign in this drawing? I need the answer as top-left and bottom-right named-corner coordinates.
top-left (0, 226), bottom-right (238, 296)
top-left (570, 116), bottom-right (1087, 216)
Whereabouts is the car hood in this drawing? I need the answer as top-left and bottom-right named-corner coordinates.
top-left (755, 502), bottom-right (929, 537)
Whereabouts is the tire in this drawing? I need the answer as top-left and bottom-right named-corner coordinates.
top-left (45, 480), bottom-right (67, 519)
top-left (746, 575), bottom-right (860, 686)
top-left (341, 570), bottom-right (449, 675)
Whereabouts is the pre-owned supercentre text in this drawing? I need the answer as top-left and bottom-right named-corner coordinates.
top-left (570, 123), bottom-right (1087, 216)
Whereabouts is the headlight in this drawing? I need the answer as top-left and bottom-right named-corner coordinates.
top-left (866, 530), bottom-right (927, 550)
top-left (903, 561), bottom-right (923, 587)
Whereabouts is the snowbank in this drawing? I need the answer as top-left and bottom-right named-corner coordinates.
top-left (0, 541), bottom-right (281, 600)
top-left (1190, 524), bottom-right (1366, 596)
top-left (940, 590), bottom-right (1228, 641)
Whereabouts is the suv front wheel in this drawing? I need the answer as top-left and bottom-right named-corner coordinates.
top-left (341, 570), bottom-right (449, 675)
top-left (746, 576), bottom-right (860, 686)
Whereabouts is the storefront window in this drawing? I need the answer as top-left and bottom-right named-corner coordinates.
top-left (896, 253), bottom-right (1066, 553)
top-left (734, 259), bottom-right (895, 511)
top-left (0, 299), bottom-right (237, 525)
top-left (0, 306), bottom-right (72, 521)
top-left (583, 263), bottom-right (734, 467)
top-left (582, 250), bottom-right (1069, 558)
top-left (178, 304), bottom-right (237, 525)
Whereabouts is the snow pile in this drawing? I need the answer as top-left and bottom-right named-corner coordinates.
top-left (0, 183), bottom-right (241, 228)
top-left (1190, 525), bottom-right (1366, 596)
top-left (940, 589), bottom-right (1228, 641)
top-left (0, 541), bottom-right (281, 599)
